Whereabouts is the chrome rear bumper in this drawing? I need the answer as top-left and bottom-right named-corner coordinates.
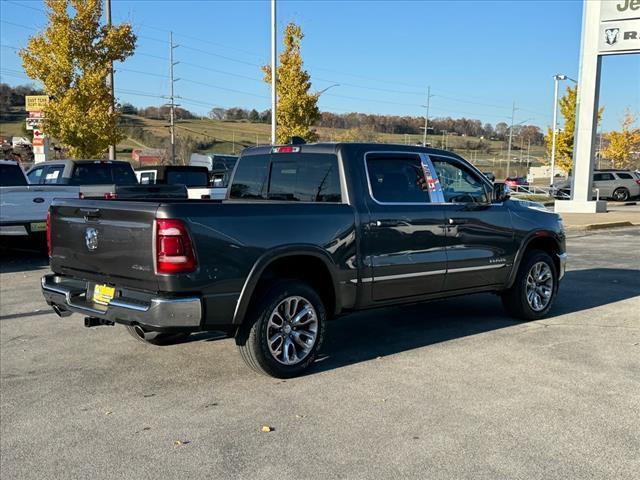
top-left (41, 274), bottom-right (202, 329)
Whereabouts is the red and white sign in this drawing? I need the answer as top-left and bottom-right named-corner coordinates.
top-left (33, 129), bottom-right (44, 139)
top-left (32, 137), bottom-right (45, 147)
top-left (28, 111), bottom-right (45, 119)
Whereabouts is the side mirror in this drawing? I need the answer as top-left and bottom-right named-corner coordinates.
top-left (492, 182), bottom-right (510, 203)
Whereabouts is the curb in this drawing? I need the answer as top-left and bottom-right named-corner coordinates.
top-left (566, 221), bottom-right (635, 232)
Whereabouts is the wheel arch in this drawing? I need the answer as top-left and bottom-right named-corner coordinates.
top-left (505, 231), bottom-right (563, 289)
top-left (232, 246), bottom-right (341, 325)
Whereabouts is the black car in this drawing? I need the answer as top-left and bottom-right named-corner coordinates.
top-left (42, 143), bottom-right (567, 377)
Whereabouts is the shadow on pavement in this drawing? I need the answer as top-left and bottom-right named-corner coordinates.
top-left (0, 241), bottom-right (49, 274)
top-left (312, 268), bottom-right (640, 374)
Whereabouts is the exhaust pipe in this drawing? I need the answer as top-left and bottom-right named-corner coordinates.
top-left (84, 317), bottom-right (115, 328)
top-left (52, 304), bottom-right (72, 318)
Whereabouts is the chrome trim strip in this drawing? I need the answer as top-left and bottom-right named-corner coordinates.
top-left (447, 264), bottom-right (506, 273)
top-left (349, 263), bottom-right (506, 284)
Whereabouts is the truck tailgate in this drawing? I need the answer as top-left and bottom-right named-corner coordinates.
top-left (50, 200), bottom-right (160, 290)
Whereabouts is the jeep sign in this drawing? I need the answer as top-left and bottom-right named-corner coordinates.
top-left (599, 18), bottom-right (640, 53)
top-left (600, 0), bottom-right (640, 22)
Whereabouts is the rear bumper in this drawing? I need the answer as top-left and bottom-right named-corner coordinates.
top-left (41, 274), bottom-right (202, 330)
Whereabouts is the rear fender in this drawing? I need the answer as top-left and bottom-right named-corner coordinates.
top-left (232, 246), bottom-right (341, 325)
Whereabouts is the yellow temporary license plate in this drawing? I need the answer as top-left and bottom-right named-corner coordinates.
top-left (93, 284), bottom-right (115, 305)
top-left (30, 222), bottom-right (46, 232)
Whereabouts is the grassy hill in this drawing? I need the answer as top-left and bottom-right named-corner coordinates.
top-left (2, 113), bottom-right (546, 178)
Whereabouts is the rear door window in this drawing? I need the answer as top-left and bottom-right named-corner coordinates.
top-left (230, 153), bottom-right (341, 202)
top-left (594, 173), bottom-right (615, 181)
top-left (365, 154), bottom-right (430, 203)
top-left (616, 172), bottom-right (633, 179)
top-left (42, 165), bottom-right (64, 184)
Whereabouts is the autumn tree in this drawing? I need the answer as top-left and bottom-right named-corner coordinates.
top-left (20, 0), bottom-right (136, 158)
top-left (601, 110), bottom-right (640, 169)
top-left (544, 86), bottom-right (603, 173)
top-left (262, 22), bottom-right (320, 144)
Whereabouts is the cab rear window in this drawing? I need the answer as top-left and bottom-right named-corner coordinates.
top-left (71, 163), bottom-right (137, 185)
top-left (0, 164), bottom-right (27, 186)
top-left (229, 153), bottom-right (341, 202)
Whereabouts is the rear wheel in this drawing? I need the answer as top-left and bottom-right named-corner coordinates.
top-left (612, 187), bottom-right (630, 202)
top-left (236, 280), bottom-right (326, 378)
top-left (501, 250), bottom-right (558, 321)
top-left (125, 325), bottom-right (190, 346)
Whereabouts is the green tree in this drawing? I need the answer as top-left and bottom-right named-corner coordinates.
top-left (20, 0), bottom-right (136, 158)
top-left (262, 22), bottom-right (320, 144)
top-left (602, 110), bottom-right (640, 169)
top-left (544, 86), bottom-right (603, 173)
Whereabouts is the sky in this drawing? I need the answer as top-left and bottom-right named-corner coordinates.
top-left (0, 0), bottom-right (639, 131)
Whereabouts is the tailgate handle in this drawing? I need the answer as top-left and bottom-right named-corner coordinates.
top-left (80, 208), bottom-right (101, 221)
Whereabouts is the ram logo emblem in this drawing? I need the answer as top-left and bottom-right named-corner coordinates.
top-left (85, 227), bottom-right (99, 251)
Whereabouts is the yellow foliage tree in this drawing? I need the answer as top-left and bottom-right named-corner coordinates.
top-left (544, 86), bottom-right (603, 174)
top-left (601, 110), bottom-right (640, 169)
top-left (262, 23), bottom-right (320, 144)
top-left (20, 0), bottom-right (136, 158)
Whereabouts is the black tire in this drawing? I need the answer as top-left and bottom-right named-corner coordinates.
top-left (125, 325), bottom-right (190, 346)
top-left (236, 280), bottom-right (326, 378)
top-left (612, 187), bottom-right (630, 202)
top-left (501, 250), bottom-right (558, 321)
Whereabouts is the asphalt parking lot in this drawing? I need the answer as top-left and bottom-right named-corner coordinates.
top-left (1, 228), bottom-right (639, 480)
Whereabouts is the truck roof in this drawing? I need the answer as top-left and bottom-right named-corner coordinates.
top-left (240, 142), bottom-right (464, 159)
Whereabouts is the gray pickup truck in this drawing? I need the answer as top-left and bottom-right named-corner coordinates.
top-left (42, 143), bottom-right (567, 377)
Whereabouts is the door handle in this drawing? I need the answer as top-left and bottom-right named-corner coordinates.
top-left (448, 218), bottom-right (468, 226)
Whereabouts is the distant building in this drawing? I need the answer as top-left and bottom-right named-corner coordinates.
top-left (132, 148), bottom-right (166, 166)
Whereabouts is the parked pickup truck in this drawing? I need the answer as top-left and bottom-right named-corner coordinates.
top-left (1, 160), bottom-right (77, 239)
top-left (42, 143), bottom-right (567, 377)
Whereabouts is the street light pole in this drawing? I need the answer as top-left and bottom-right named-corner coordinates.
top-left (506, 101), bottom-right (516, 178)
top-left (106, 0), bottom-right (115, 160)
top-left (549, 74), bottom-right (576, 186)
top-left (422, 86), bottom-right (434, 147)
top-left (270, 0), bottom-right (277, 145)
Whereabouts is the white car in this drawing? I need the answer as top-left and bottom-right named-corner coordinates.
top-left (0, 160), bottom-right (78, 238)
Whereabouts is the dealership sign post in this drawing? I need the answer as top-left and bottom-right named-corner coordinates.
top-left (555, 0), bottom-right (640, 213)
top-left (25, 96), bottom-right (50, 163)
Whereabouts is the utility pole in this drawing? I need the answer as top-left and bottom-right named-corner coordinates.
top-left (506, 101), bottom-right (516, 178)
top-left (270, 0), bottom-right (277, 144)
top-left (421, 86), bottom-right (434, 146)
top-left (106, 0), bottom-right (115, 160)
top-left (168, 31), bottom-right (179, 164)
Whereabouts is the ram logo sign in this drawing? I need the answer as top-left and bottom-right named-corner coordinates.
top-left (598, 19), bottom-right (640, 53)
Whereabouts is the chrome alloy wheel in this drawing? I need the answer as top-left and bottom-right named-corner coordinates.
top-left (266, 296), bottom-right (318, 365)
top-left (525, 261), bottom-right (554, 312)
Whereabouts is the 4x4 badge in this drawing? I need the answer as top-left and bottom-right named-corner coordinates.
top-left (85, 227), bottom-right (98, 251)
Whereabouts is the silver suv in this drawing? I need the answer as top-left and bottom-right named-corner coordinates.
top-left (555, 170), bottom-right (640, 202)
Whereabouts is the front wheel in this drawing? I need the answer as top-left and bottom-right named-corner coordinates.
top-left (236, 280), bottom-right (326, 378)
top-left (612, 188), bottom-right (630, 202)
top-left (501, 250), bottom-right (558, 321)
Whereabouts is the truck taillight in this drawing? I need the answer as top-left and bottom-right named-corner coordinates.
top-left (104, 192), bottom-right (118, 200)
top-left (635, 180), bottom-right (640, 186)
top-left (46, 210), bottom-right (52, 257)
top-left (272, 146), bottom-right (300, 153)
top-left (155, 219), bottom-right (196, 274)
